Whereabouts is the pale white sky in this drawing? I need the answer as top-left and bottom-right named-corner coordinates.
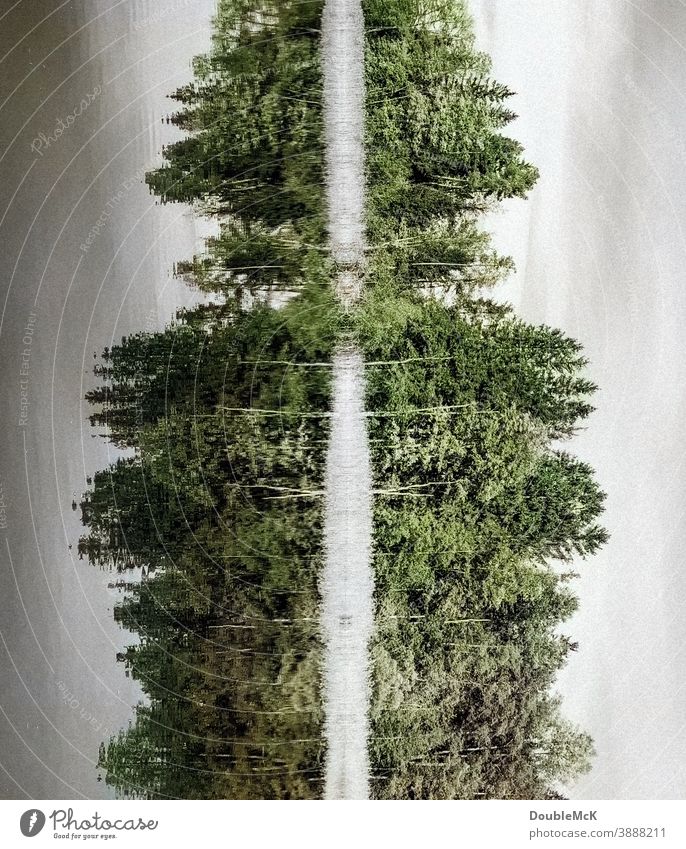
top-left (471, 0), bottom-right (686, 799)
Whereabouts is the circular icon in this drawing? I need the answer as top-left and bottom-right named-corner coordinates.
top-left (20, 810), bottom-right (46, 838)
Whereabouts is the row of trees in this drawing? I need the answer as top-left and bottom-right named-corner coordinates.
top-left (360, 305), bottom-right (605, 797)
top-left (80, 0), bottom-right (607, 799)
top-left (362, 0), bottom-right (538, 303)
top-left (84, 0), bottom-right (342, 798)
top-left (84, 292), bottom-right (336, 798)
top-left (358, 0), bottom-right (606, 798)
top-left (147, 0), bottom-right (329, 304)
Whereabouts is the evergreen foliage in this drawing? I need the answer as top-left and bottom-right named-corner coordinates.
top-left (357, 0), bottom-right (604, 799)
top-left (81, 0), bottom-right (606, 800)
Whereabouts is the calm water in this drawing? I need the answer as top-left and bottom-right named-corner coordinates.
top-left (0, 0), bottom-right (216, 798)
top-left (321, 0), bottom-right (373, 800)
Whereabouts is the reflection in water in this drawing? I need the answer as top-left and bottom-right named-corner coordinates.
top-left (79, 0), bottom-right (334, 798)
top-left (3, 0), bottom-right (614, 801)
top-left (80, 0), bottom-right (606, 801)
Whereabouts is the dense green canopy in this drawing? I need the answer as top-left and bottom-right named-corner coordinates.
top-left (81, 0), bottom-right (606, 800)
